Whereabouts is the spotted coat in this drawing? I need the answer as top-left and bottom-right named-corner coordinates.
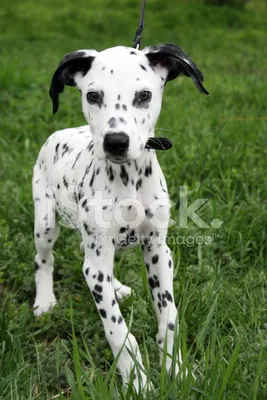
top-left (32, 45), bottom-right (208, 391)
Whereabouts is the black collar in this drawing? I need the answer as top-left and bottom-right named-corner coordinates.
top-left (145, 137), bottom-right (172, 150)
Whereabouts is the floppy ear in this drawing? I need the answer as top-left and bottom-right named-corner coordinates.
top-left (49, 49), bottom-right (98, 114)
top-left (143, 44), bottom-right (209, 95)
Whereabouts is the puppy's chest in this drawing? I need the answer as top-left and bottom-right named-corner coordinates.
top-left (53, 153), bottom-right (168, 237)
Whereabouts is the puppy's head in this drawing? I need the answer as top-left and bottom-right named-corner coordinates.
top-left (50, 45), bottom-right (208, 163)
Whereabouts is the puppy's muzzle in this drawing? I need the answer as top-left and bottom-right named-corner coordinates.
top-left (103, 132), bottom-right (129, 157)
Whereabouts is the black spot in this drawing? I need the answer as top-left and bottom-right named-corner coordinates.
top-left (96, 248), bottom-right (101, 256)
top-left (82, 199), bottom-right (88, 211)
top-left (145, 263), bottom-right (150, 273)
top-left (89, 170), bottom-right (95, 187)
top-left (92, 291), bottom-right (103, 303)
top-left (120, 227), bottom-right (126, 233)
top-left (34, 262), bottom-right (39, 271)
top-left (91, 242), bottom-right (96, 249)
top-left (54, 143), bottom-right (60, 163)
top-left (165, 291), bottom-right (173, 302)
top-left (149, 275), bottom-right (160, 290)
top-left (145, 208), bottom-right (154, 219)
top-left (111, 316), bottom-right (116, 323)
top-left (118, 316), bottom-right (123, 324)
top-left (85, 267), bottom-right (89, 275)
top-left (168, 322), bottom-right (175, 331)
top-left (168, 259), bottom-right (172, 268)
top-left (87, 142), bottom-right (94, 152)
top-left (122, 104), bottom-right (127, 111)
top-left (142, 119), bottom-right (145, 124)
top-left (117, 94), bottom-right (121, 100)
top-left (110, 70), bottom-right (113, 74)
top-left (98, 271), bottom-right (104, 282)
top-left (63, 175), bottom-right (68, 189)
top-left (36, 233), bottom-right (40, 238)
top-left (136, 179), bottom-right (142, 190)
top-left (99, 309), bottom-right (107, 318)
top-left (136, 77), bottom-right (140, 81)
top-left (145, 162), bottom-right (152, 177)
top-left (94, 284), bottom-right (102, 293)
top-left (106, 165), bottom-right (115, 182)
top-left (42, 259), bottom-right (46, 264)
top-left (115, 103), bottom-right (120, 110)
top-left (112, 299), bottom-right (116, 306)
top-left (119, 117), bottom-right (126, 124)
top-left (152, 254), bottom-right (159, 264)
top-left (160, 179), bottom-right (167, 193)
top-left (107, 275), bottom-right (111, 282)
top-left (48, 239), bottom-right (52, 243)
top-left (57, 183), bottom-right (60, 189)
top-left (108, 117), bottom-right (116, 128)
top-left (83, 223), bottom-right (92, 236)
top-left (110, 331), bottom-right (113, 335)
top-left (130, 51), bottom-right (137, 55)
top-left (140, 64), bottom-right (147, 71)
top-left (120, 165), bottom-right (129, 186)
top-left (144, 237), bottom-right (152, 251)
top-left (162, 299), bottom-right (167, 308)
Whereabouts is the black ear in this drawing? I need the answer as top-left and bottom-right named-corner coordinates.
top-left (49, 50), bottom-right (97, 114)
top-left (143, 44), bottom-right (209, 95)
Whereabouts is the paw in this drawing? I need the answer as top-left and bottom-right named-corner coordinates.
top-left (132, 374), bottom-right (154, 393)
top-left (164, 355), bottom-right (189, 378)
top-left (33, 296), bottom-right (57, 316)
top-left (115, 283), bottom-right (132, 301)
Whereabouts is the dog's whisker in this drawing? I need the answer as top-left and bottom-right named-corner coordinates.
top-left (155, 128), bottom-right (185, 136)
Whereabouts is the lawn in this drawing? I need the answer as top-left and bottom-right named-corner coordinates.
top-left (0, 0), bottom-right (267, 398)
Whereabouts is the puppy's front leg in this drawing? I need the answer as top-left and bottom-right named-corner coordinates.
top-left (143, 236), bottom-right (181, 374)
top-left (82, 235), bottom-right (147, 390)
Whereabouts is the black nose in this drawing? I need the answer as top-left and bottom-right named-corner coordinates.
top-left (103, 132), bottom-right (129, 156)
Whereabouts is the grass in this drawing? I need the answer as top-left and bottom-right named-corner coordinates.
top-left (0, 0), bottom-right (267, 398)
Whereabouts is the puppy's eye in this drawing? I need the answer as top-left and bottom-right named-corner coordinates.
top-left (139, 91), bottom-right (151, 102)
top-left (87, 91), bottom-right (100, 104)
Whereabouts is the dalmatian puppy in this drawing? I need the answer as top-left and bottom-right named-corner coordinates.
top-left (33, 44), bottom-right (208, 391)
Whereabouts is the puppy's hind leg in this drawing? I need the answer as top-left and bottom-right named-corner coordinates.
top-left (33, 165), bottom-right (60, 316)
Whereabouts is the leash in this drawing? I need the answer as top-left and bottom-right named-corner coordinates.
top-left (133, 0), bottom-right (146, 49)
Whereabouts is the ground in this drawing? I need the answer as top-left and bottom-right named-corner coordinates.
top-left (0, 0), bottom-right (267, 398)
